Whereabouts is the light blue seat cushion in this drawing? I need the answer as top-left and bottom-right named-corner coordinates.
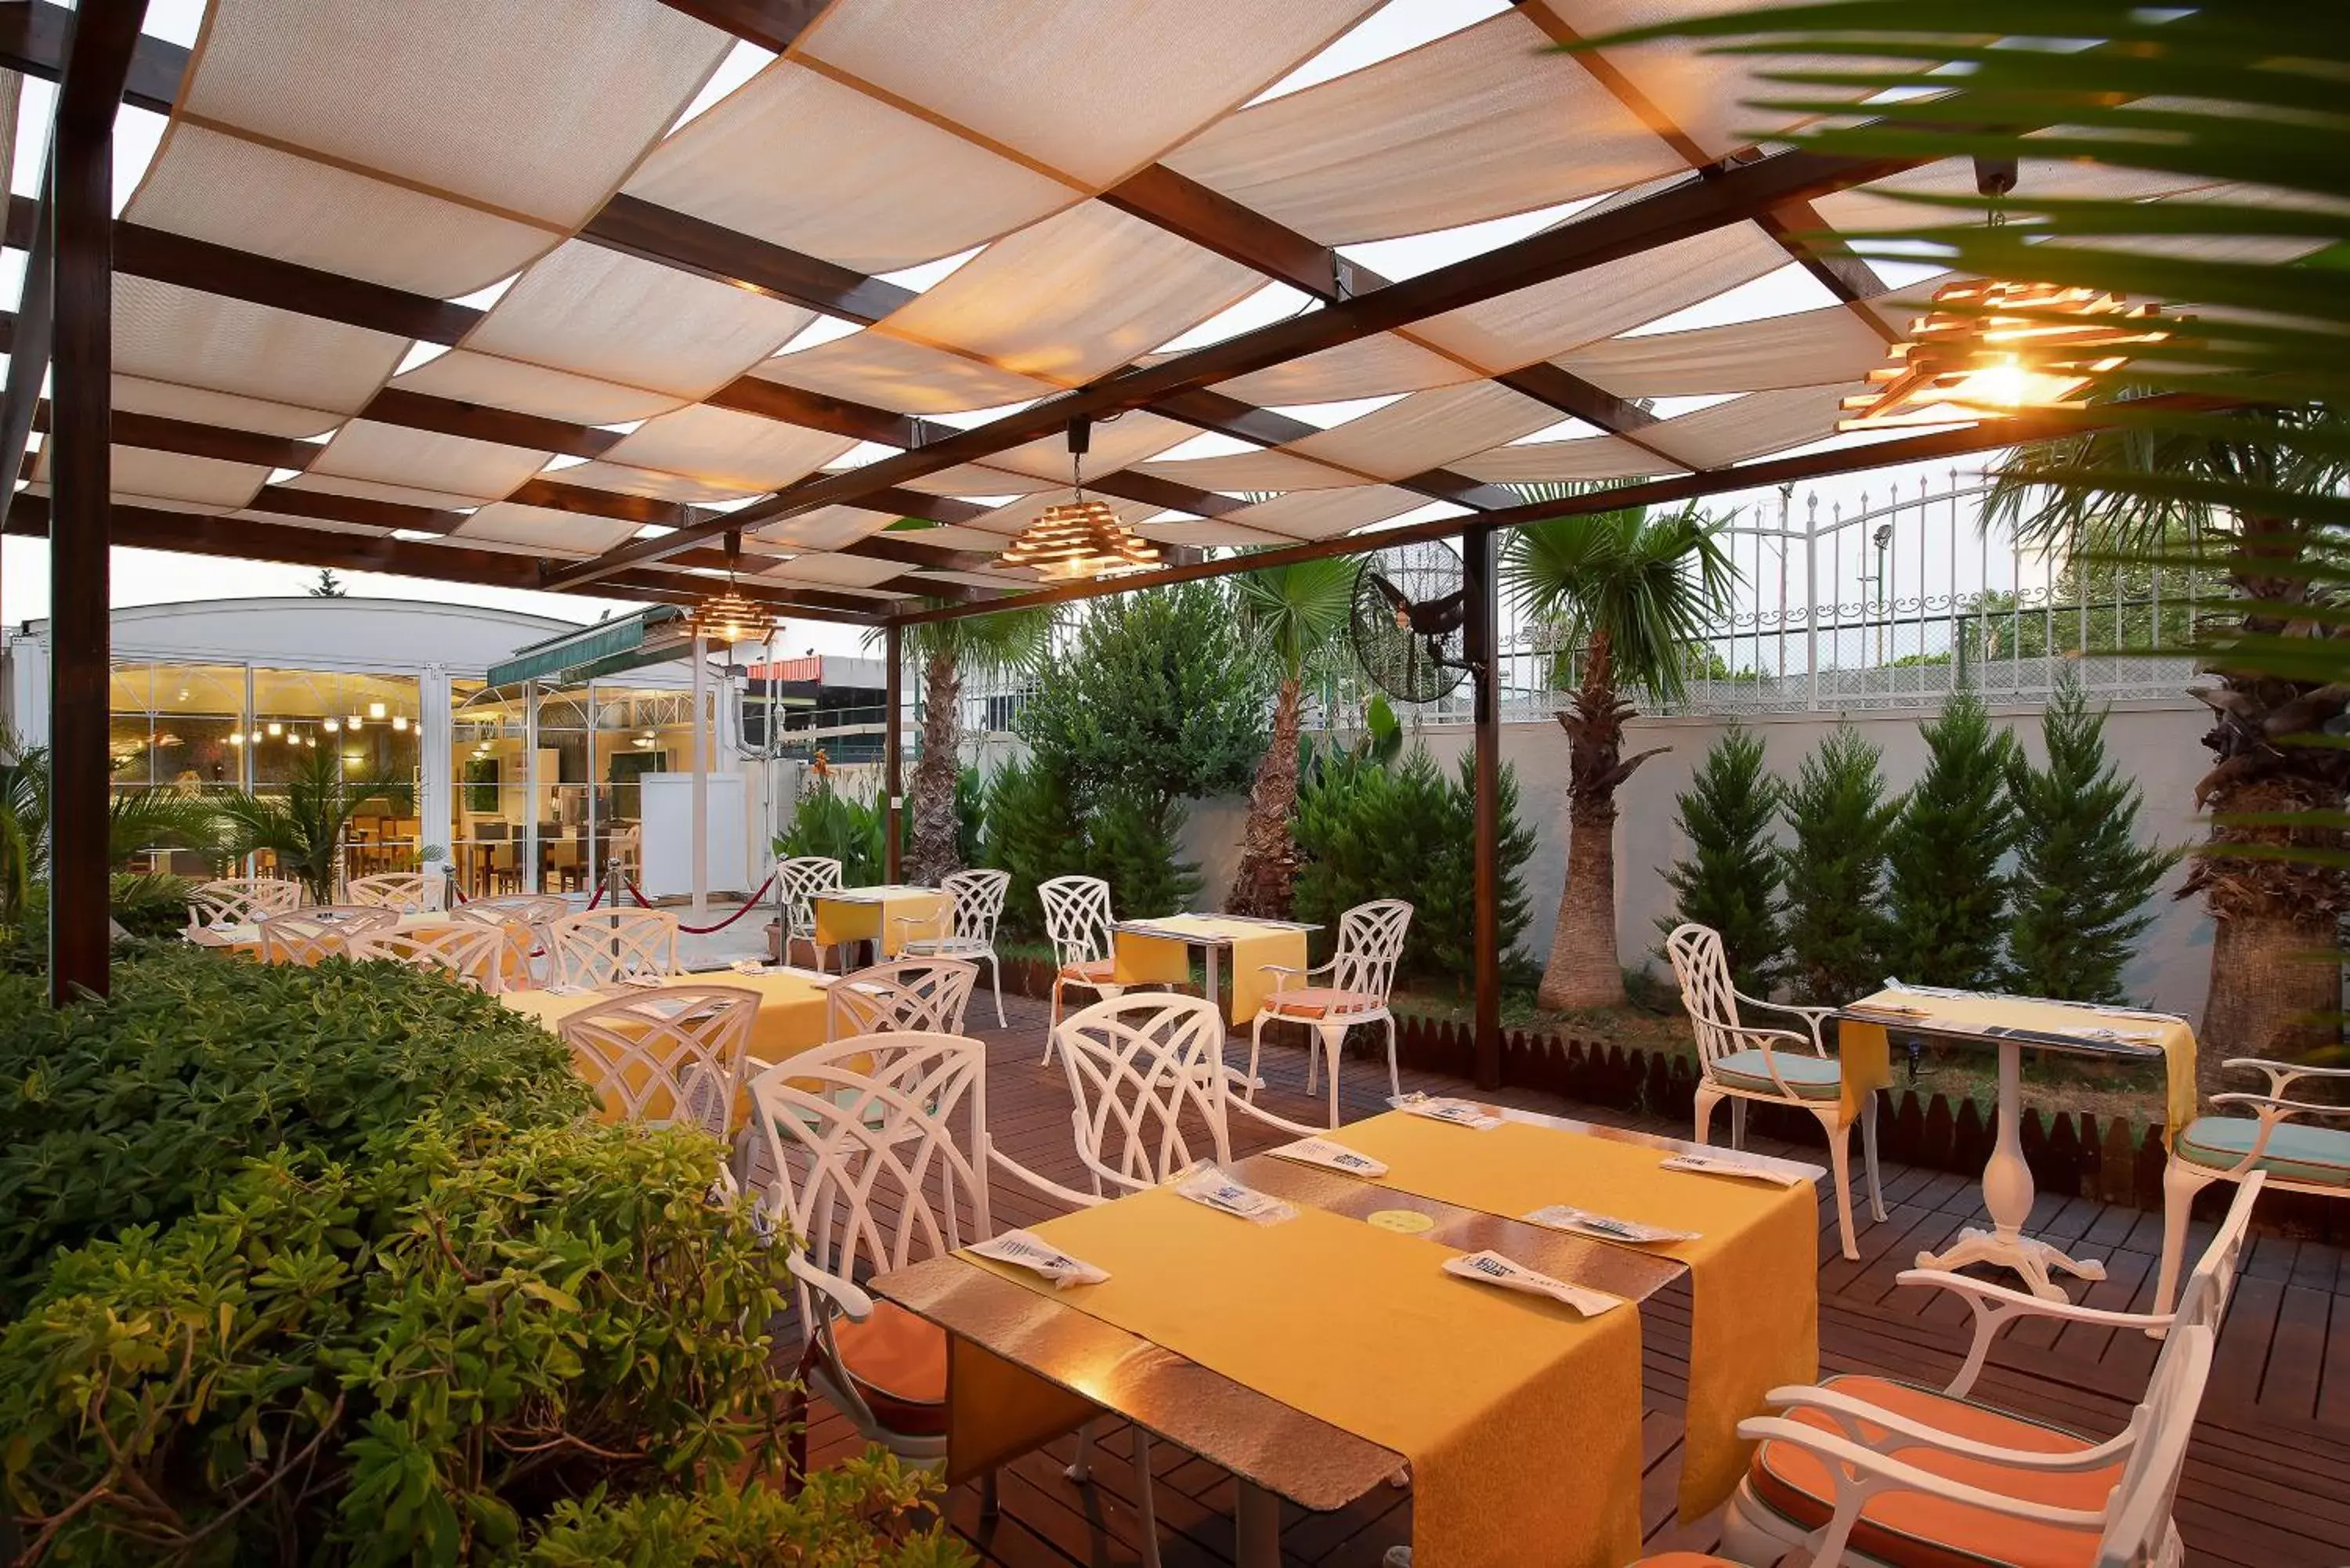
top-left (2177, 1115), bottom-right (2350, 1187)
top-left (1711, 1047), bottom-right (1842, 1101)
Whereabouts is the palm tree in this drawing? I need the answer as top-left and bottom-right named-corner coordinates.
top-left (883, 603), bottom-right (1054, 886)
top-left (1504, 494), bottom-right (1736, 1010)
top-left (216, 745), bottom-right (409, 905)
top-left (1226, 556), bottom-right (1358, 916)
top-left (1988, 408), bottom-right (2350, 1093)
top-left (0, 728), bottom-right (222, 929)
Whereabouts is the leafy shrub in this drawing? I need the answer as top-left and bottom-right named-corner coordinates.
top-left (1086, 786), bottom-right (1198, 918)
top-left (107, 869), bottom-right (199, 938)
top-left (774, 778), bottom-right (902, 884)
top-left (0, 1120), bottom-right (958, 1566)
top-left (519, 1461), bottom-right (967, 1566)
top-left (1658, 725), bottom-right (1784, 995)
top-left (982, 754), bottom-right (1086, 938)
top-left (0, 944), bottom-right (593, 1310)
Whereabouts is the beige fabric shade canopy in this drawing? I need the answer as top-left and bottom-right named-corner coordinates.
top-left (0, 0), bottom-right (2261, 624)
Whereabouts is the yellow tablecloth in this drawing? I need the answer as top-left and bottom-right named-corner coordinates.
top-left (1842, 988), bottom-right (2196, 1136)
top-left (498, 970), bottom-right (830, 1101)
top-left (1112, 915), bottom-right (1310, 1025)
top-left (966, 1183), bottom-right (1642, 1568)
top-left (1338, 1111), bottom-right (1818, 1523)
top-left (812, 887), bottom-right (945, 959)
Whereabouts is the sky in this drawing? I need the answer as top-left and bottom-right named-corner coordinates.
top-left (0, 0), bottom-right (1995, 660)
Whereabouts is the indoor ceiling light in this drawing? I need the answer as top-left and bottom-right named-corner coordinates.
top-left (391, 714), bottom-right (408, 732)
top-left (996, 417), bottom-right (1162, 582)
top-left (324, 718), bottom-right (339, 733)
top-left (367, 702), bottom-right (387, 720)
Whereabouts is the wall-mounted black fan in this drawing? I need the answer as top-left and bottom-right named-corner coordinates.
top-left (1349, 540), bottom-right (1470, 705)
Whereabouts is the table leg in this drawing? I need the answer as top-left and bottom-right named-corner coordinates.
top-left (1915, 1039), bottom-right (2108, 1301)
top-left (1235, 1481), bottom-right (1282, 1568)
top-left (1206, 944), bottom-right (1222, 1021)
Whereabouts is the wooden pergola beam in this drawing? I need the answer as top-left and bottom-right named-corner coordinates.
top-left (654, 0), bottom-right (830, 55)
top-left (581, 194), bottom-right (920, 323)
top-left (0, 1), bottom-right (185, 114)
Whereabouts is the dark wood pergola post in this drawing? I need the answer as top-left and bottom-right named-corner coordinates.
top-left (45, 2), bottom-right (139, 1004)
top-left (1463, 522), bottom-right (1502, 1089)
top-left (883, 621), bottom-right (902, 883)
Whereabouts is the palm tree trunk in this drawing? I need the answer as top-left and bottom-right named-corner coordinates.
top-left (1227, 677), bottom-right (1305, 917)
top-left (1538, 634), bottom-right (1668, 1011)
top-left (906, 645), bottom-right (963, 886)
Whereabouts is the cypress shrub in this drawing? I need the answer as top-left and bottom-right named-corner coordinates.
top-left (1885, 690), bottom-right (2019, 988)
top-left (1658, 724), bottom-right (1784, 995)
top-left (1781, 724), bottom-right (1898, 1003)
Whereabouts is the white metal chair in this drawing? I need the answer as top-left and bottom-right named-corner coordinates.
top-left (185, 876), bottom-right (302, 931)
top-left (1668, 922), bottom-right (1885, 1261)
top-left (1051, 992), bottom-right (1317, 1199)
top-left (345, 872), bottom-right (444, 913)
top-left (776, 855), bottom-right (843, 971)
top-left (545, 907), bottom-right (680, 988)
top-left (1718, 1175), bottom-right (2263, 1568)
top-left (826, 956), bottom-right (979, 1039)
top-left (2154, 1057), bottom-right (2349, 1313)
top-left (256, 907), bottom-right (396, 965)
top-left (1039, 873), bottom-right (1124, 1065)
top-left (743, 1035), bottom-right (1112, 1530)
top-left (1246, 898), bottom-right (1412, 1128)
top-left (896, 868), bottom-right (1011, 1028)
top-left (559, 984), bottom-right (760, 1138)
top-left (454, 895), bottom-right (569, 987)
top-left (348, 921), bottom-right (509, 992)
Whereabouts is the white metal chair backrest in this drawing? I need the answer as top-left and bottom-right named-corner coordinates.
top-left (349, 921), bottom-right (508, 992)
top-left (940, 868), bottom-right (1010, 945)
top-left (1329, 899), bottom-right (1412, 1001)
top-left (2170, 1171), bottom-right (2264, 1340)
top-left (828, 957), bottom-right (978, 1039)
top-left (187, 876), bottom-right (302, 929)
top-left (1665, 923), bottom-right (1748, 1070)
top-left (1053, 993), bottom-right (1235, 1192)
top-left (1040, 874), bottom-right (1116, 969)
top-left (258, 910), bottom-right (387, 965)
top-left (459, 894), bottom-right (568, 927)
top-left (546, 907), bottom-right (681, 988)
top-left (2094, 1324), bottom-right (2216, 1568)
top-left (777, 856), bottom-right (843, 932)
top-left (747, 1033), bottom-right (992, 1314)
top-left (559, 985), bottom-right (759, 1137)
top-left (346, 872), bottom-right (443, 913)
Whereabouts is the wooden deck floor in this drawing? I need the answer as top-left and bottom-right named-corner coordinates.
top-left (800, 994), bottom-right (2350, 1567)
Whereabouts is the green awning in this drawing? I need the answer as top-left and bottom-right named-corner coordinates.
top-left (486, 605), bottom-right (687, 688)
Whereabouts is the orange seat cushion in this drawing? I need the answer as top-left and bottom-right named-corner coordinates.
top-left (1750, 1375), bottom-right (2119, 1568)
top-left (1265, 986), bottom-right (1379, 1020)
top-left (819, 1300), bottom-right (949, 1436)
top-left (1060, 959), bottom-right (1116, 984)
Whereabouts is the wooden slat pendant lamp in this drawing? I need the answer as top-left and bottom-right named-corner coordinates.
top-left (996, 416), bottom-right (1162, 581)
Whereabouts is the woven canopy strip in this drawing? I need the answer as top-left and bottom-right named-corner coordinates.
top-left (23, 0), bottom-right (2264, 616)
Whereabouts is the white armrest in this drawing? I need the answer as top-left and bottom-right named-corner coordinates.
top-left (2229, 1056), bottom-right (2350, 1085)
top-left (1896, 1265), bottom-right (2173, 1398)
top-left (1227, 1093), bottom-right (1322, 1140)
top-left (989, 1144), bottom-right (1104, 1209)
top-left (1735, 991), bottom-right (1831, 1050)
top-left (1260, 958), bottom-right (1332, 980)
top-left (1736, 1415), bottom-right (2113, 1530)
top-left (1766, 1384), bottom-right (2133, 1471)
top-left (787, 1249), bottom-right (873, 1322)
top-left (2211, 1092), bottom-right (2350, 1120)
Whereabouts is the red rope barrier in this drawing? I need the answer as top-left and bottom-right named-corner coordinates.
top-left (631, 873), bottom-right (779, 935)
top-left (585, 880), bottom-right (606, 910)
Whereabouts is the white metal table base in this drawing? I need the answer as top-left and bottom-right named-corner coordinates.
top-left (1913, 1038), bottom-right (2107, 1301)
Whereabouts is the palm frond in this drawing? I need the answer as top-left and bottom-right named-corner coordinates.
top-left (1502, 500), bottom-right (1739, 703)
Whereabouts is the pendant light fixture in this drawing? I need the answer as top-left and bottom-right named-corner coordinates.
top-left (689, 530), bottom-right (779, 646)
top-left (996, 416), bottom-right (1162, 581)
top-left (1839, 158), bottom-right (2167, 432)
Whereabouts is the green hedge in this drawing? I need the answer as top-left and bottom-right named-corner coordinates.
top-left (0, 944), bottom-right (595, 1310)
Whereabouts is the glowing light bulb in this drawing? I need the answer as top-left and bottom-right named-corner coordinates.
top-left (391, 715), bottom-right (408, 732)
top-left (324, 718), bottom-right (339, 733)
top-left (367, 703), bottom-right (386, 720)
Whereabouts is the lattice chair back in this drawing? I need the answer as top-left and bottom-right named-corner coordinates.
top-left (349, 921), bottom-right (508, 992)
top-left (827, 957), bottom-right (979, 1039)
top-left (559, 985), bottom-right (759, 1137)
top-left (933, 869), bottom-right (1009, 945)
top-left (777, 856), bottom-right (842, 931)
top-left (256, 908), bottom-right (392, 964)
top-left (1040, 874), bottom-right (1116, 969)
top-left (346, 872), bottom-right (443, 913)
top-left (1330, 899), bottom-right (1412, 1002)
top-left (2094, 1323), bottom-right (2217, 1568)
top-left (1053, 993), bottom-right (1235, 1194)
top-left (186, 876), bottom-right (302, 929)
top-left (461, 894), bottom-right (569, 927)
top-left (747, 1033), bottom-right (992, 1316)
top-left (1665, 923), bottom-right (1748, 1070)
top-left (546, 908), bottom-right (680, 988)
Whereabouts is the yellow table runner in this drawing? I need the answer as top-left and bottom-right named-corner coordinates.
top-left (1336, 1111), bottom-right (1818, 1523)
top-left (812, 887), bottom-right (945, 958)
top-left (1842, 988), bottom-right (2196, 1136)
top-left (967, 1184), bottom-right (1641, 1568)
top-left (1112, 915), bottom-right (1309, 1025)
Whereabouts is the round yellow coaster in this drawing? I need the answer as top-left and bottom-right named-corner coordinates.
top-left (1365, 1209), bottom-right (1436, 1235)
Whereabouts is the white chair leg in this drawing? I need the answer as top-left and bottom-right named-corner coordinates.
top-left (1822, 1110), bottom-right (1860, 1261)
top-left (1319, 1024), bottom-right (1344, 1129)
top-left (1041, 980), bottom-right (1064, 1068)
top-left (1860, 1089), bottom-right (1887, 1223)
top-left (1303, 1023), bottom-right (1320, 1097)
top-left (1383, 1014), bottom-right (1400, 1101)
top-left (1065, 1421), bottom-right (1094, 1483)
top-left (1694, 1086), bottom-right (1720, 1147)
top-left (1131, 1423), bottom-right (1162, 1568)
top-left (2154, 1158), bottom-right (2218, 1317)
top-left (988, 951), bottom-right (1007, 1030)
top-left (1246, 1013), bottom-right (1267, 1104)
top-left (1730, 1097), bottom-right (1749, 1151)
